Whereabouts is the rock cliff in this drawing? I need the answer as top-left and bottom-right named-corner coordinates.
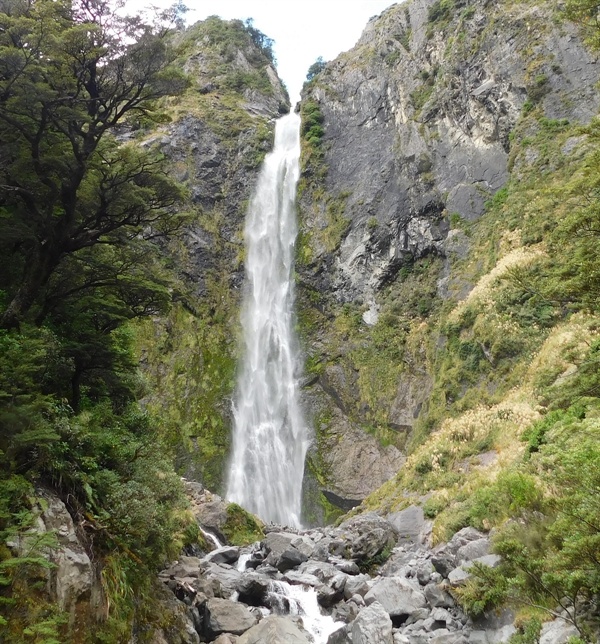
top-left (136, 17), bottom-right (290, 488)
top-left (300, 0), bottom-right (599, 301)
top-left (296, 0), bottom-right (600, 511)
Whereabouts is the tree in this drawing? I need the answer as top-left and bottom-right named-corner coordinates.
top-left (565, 1), bottom-right (600, 48)
top-left (306, 56), bottom-right (326, 82)
top-left (243, 17), bottom-right (275, 63)
top-left (0, 0), bottom-right (188, 328)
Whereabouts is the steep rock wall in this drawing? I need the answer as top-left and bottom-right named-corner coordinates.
top-left (297, 0), bottom-right (600, 511)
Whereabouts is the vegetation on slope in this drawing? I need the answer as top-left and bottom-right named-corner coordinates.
top-left (0, 0), bottom-right (198, 638)
top-left (296, 0), bottom-right (600, 638)
top-left (0, 1), bottom-right (283, 639)
top-left (348, 5), bottom-right (600, 639)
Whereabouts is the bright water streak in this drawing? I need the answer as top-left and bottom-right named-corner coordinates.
top-left (268, 581), bottom-right (343, 644)
top-left (226, 113), bottom-right (308, 527)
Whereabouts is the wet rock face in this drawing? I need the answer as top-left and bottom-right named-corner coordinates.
top-left (299, 0), bottom-right (600, 304)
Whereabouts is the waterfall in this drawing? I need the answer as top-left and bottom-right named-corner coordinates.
top-left (226, 113), bottom-right (309, 527)
top-left (268, 581), bottom-right (342, 643)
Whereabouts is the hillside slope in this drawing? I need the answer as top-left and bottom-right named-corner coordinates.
top-left (297, 0), bottom-right (600, 634)
top-left (297, 0), bottom-right (600, 513)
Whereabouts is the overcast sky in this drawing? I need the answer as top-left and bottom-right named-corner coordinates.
top-left (127, 0), bottom-right (399, 103)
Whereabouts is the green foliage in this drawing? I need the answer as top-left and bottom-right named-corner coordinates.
top-left (509, 618), bottom-right (543, 644)
top-left (565, 0), bottom-right (600, 50)
top-left (0, 0), bottom-right (187, 329)
top-left (526, 74), bottom-right (550, 104)
top-left (306, 56), bottom-right (326, 82)
top-left (411, 84), bottom-right (434, 114)
top-left (428, 0), bottom-right (455, 24)
top-left (137, 300), bottom-right (237, 490)
top-left (357, 543), bottom-right (394, 574)
top-left (427, 0), bottom-right (455, 36)
top-left (0, 478), bottom-right (68, 642)
top-left (176, 16), bottom-right (280, 106)
top-left (221, 503), bottom-right (264, 546)
top-left (0, 5), bottom-right (202, 637)
top-left (301, 100), bottom-right (325, 147)
top-left (463, 416), bottom-right (600, 637)
top-left (243, 18), bottom-right (276, 64)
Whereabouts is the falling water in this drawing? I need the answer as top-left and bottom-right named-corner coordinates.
top-left (226, 113), bottom-right (309, 527)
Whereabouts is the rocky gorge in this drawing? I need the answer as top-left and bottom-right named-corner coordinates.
top-left (297, 0), bottom-right (600, 511)
top-left (153, 491), bottom-right (583, 644)
top-left (3, 0), bottom-right (600, 640)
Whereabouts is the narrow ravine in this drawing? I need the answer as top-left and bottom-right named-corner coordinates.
top-left (226, 112), bottom-right (309, 528)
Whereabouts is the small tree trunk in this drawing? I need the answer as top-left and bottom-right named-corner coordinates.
top-left (0, 281), bottom-right (40, 329)
top-left (71, 368), bottom-right (83, 413)
top-left (0, 245), bottom-right (60, 329)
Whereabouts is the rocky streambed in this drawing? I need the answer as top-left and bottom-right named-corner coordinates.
top-left (157, 508), bottom-right (579, 644)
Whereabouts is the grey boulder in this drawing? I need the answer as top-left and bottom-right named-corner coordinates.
top-left (203, 598), bottom-right (257, 639)
top-left (364, 577), bottom-right (427, 622)
top-left (352, 601), bottom-right (394, 644)
top-left (237, 615), bottom-right (310, 643)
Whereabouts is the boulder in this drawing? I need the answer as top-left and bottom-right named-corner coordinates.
top-left (213, 635), bottom-right (240, 644)
top-left (291, 535), bottom-right (316, 558)
top-left (237, 616), bottom-right (310, 644)
top-left (448, 567), bottom-right (471, 586)
top-left (275, 548), bottom-right (308, 572)
top-left (343, 573), bottom-right (371, 599)
top-left (387, 506), bottom-right (431, 545)
top-left (328, 625), bottom-right (351, 644)
top-left (424, 583), bottom-right (455, 608)
top-left (331, 557), bottom-right (361, 575)
top-left (352, 602), bottom-right (394, 644)
top-left (152, 583), bottom-right (201, 644)
top-left (317, 573), bottom-right (346, 608)
top-left (235, 572), bottom-right (271, 606)
top-left (202, 563), bottom-right (244, 598)
top-left (263, 532), bottom-right (297, 558)
top-left (429, 631), bottom-right (468, 644)
top-left (161, 557), bottom-right (203, 580)
top-left (456, 539), bottom-right (490, 565)
top-left (284, 570), bottom-right (321, 587)
top-left (32, 490), bottom-right (95, 616)
top-left (203, 598), bottom-right (257, 639)
top-left (539, 620), bottom-right (579, 644)
top-left (188, 488), bottom-right (229, 543)
top-left (364, 577), bottom-right (427, 623)
top-left (446, 528), bottom-right (486, 555)
top-left (299, 560), bottom-right (346, 583)
top-left (335, 513), bottom-right (398, 563)
top-left (431, 553), bottom-right (456, 579)
top-left (203, 546), bottom-right (240, 565)
top-left (332, 600), bottom-right (360, 624)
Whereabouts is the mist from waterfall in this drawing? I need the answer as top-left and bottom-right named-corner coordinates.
top-left (226, 112), bottom-right (308, 527)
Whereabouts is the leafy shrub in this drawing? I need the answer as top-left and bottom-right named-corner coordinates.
top-left (428, 0), bottom-right (455, 24)
top-left (301, 100), bottom-right (325, 146)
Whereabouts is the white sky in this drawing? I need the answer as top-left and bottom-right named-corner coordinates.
top-left (126, 0), bottom-right (399, 103)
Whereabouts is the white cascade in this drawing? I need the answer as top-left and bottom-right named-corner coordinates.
top-left (226, 113), bottom-right (309, 527)
top-left (199, 526), bottom-right (222, 550)
top-left (268, 581), bottom-right (343, 644)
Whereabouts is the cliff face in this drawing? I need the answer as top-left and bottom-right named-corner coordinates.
top-left (301, 0), bottom-right (599, 301)
top-left (297, 0), bottom-right (600, 511)
top-left (137, 18), bottom-right (290, 489)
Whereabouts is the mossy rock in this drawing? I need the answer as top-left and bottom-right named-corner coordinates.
top-left (221, 503), bottom-right (265, 546)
